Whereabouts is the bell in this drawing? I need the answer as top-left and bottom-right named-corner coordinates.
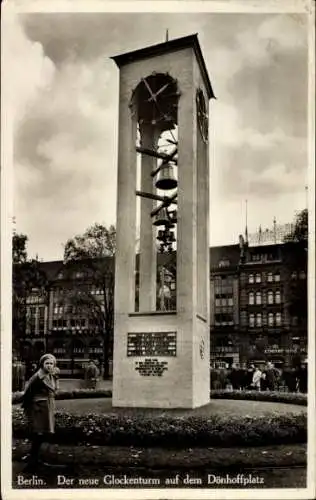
top-left (168, 231), bottom-right (176, 243)
top-left (157, 230), bottom-right (165, 241)
top-left (168, 210), bottom-right (177, 223)
top-left (153, 207), bottom-right (171, 226)
top-left (155, 162), bottom-right (177, 190)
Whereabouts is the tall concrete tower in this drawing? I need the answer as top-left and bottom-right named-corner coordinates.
top-left (111, 34), bottom-right (215, 408)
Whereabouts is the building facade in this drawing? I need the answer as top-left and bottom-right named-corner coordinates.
top-left (210, 240), bottom-right (307, 368)
top-left (15, 240), bottom-right (307, 376)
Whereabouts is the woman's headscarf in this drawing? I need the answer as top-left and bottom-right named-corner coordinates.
top-left (39, 353), bottom-right (56, 368)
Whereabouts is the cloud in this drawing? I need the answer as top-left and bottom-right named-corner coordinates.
top-left (4, 13), bottom-right (55, 127)
top-left (11, 12), bottom-right (308, 259)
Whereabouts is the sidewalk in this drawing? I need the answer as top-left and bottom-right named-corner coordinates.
top-left (58, 379), bottom-right (112, 391)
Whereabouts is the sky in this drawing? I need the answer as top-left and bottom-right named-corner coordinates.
top-left (6, 7), bottom-right (309, 261)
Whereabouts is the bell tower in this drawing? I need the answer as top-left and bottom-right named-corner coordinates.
top-left (111, 34), bottom-right (215, 408)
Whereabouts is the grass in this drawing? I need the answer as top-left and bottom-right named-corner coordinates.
top-left (55, 397), bottom-right (307, 417)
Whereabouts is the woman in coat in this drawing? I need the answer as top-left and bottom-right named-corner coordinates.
top-left (21, 353), bottom-right (59, 471)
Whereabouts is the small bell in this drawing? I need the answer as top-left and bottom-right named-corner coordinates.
top-left (153, 207), bottom-right (171, 226)
top-left (155, 161), bottom-right (177, 190)
top-left (157, 230), bottom-right (165, 241)
top-left (168, 210), bottom-right (177, 223)
top-left (168, 230), bottom-right (176, 243)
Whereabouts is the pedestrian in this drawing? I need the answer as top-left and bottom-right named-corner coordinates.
top-left (287, 367), bottom-right (298, 393)
top-left (85, 359), bottom-right (100, 389)
top-left (19, 353), bottom-right (59, 471)
top-left (265, 362), bottom-right (278, 391)
top-left (239, 364), bottom-right (248, 390)
top-left (12, 356), bottom-right (18, 392)
top-left (246, 364), bottom-right (255, 389)
top-left (18, 360), bottom-right (26, 391)
top-left (251, 366), bottom-right (262, 391)
top-left (229, 364), bottom-right (240, 390)
top-left (297, 363), bottom-right (308, 393)
top-left (260, 371), bottom-right (268, 391)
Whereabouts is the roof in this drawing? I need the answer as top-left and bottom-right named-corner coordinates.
top-left (111, 34), bottom-right (215, 100)
top-left (210, 244), bottom-right (241, 270)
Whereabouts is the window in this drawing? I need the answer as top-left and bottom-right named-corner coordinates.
top-left (219, 258), bottom-right (230, 267)
top-left (299, 271), bottom-right (306, 280)
top-left (255, 291), bottom-right (262, 305)
top-left (275, 290), bottom-right (281, 304)
top-left (274, 272), bottom-right (280, 282)
top-left (215, 298), bottom-right (221, 307)
top-left (221, 298), bottom-right (227, 306)
top-left (248, 292), bottom-right (254, 305)
top-left (255, 273), bottom-right (261, 283)
top-left (256, 313), bottom-right (262, 327)
top-left (251, 253), bottom-right (261, 262)
top-left (267, 290), bottom-right (274, 304)
top-left (267, 272), bottom-right (273, 282)
top-left (268, 335), bottom-right (279, 347)
top-left (228, 297), bottom-right (233, 306)
top-left (266, 253), bottom-right (275, 261)
top-left (268, 313), bottom-right (274, 326)
top-left (249, 313), bottom-right (255, 327)
top-left (275, 312), bottom-right (282, 326)
top-left (249, 274), bottom-right (254, 284)
top-left (291, 271), bottom-right (297, 280)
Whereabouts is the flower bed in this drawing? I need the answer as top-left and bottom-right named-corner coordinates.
top-left (12, 407), bottom-right (306, 448)
top-left (12, 388), bottom-right (307, 405)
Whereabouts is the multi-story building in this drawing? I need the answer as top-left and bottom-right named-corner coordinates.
top-left (16, 239), bottom-right (307, 375)
top-left (210, 238), bottom-right (307, 368)
top-left (209, 245), bottom-right (240, 367)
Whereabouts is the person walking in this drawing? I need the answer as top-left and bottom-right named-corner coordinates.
top-left (19, 353), bottom-right (60, 471)
top-left (85, 359), bottom-right (100, 389)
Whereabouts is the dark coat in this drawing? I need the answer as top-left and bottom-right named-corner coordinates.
top-left (21, 369), bottom-right (57, 435)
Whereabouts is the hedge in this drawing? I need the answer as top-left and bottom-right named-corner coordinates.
top-left (13, 407), bottom-right (306, 448)
top-left (12, 388), bottom-right (307, 405)
top-left (12, 388), bottom-right (112, 405)
top-left (210, 390), bottom-right (307, 406)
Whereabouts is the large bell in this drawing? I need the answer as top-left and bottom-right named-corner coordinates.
top-left (155, 162), bottom-right (177, 190)
top-left (153, 207), bottom-right (171, 226)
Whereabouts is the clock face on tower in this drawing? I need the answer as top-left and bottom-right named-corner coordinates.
top-left (196, 89), bottom-right (208, 143)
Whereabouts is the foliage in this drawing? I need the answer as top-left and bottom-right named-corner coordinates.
top-left (210, 390), bottom-right (307, 406)
top-left (12, 234), bottom-right (48, 356)
top-left (12, 388), bottom-right (112, 404)
top-left (62, 224), bottom-right (116, 379)
top-left (12, 406), bottom-right (307, 447)
top-left (12, 234), bottom-right (28, 264)
top-left (64, 224), bottom-right (116, 261)
top-left (283, 209), bottom-right (308, 327)
top-left (12, 388), bottom-right (307, 406)
top-left (284, 209), bottom-right (308, 246)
